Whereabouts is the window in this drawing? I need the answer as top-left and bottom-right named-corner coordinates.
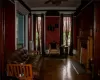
top-left (16, 13), bottom-right (25, 49)
top-left (36, 16), bottom-right (42, 51)
top-left (63, 17), bottom-right (71, 46)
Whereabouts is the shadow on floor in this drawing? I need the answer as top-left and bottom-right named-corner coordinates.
top-left (43, 54), bottom-right (68, 59)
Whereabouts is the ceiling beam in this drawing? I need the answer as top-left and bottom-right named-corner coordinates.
top-left (17, 0), bottom-right (31, 12)
top-left (31, 10), bottom-right (76, 11)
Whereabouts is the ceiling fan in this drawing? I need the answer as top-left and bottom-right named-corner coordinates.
top-left (44, 0), bottom-right (68, 6)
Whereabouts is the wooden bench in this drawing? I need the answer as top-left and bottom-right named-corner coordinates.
top-left (7, 48), bottom-right (43, 79)
top-left (7, 64), bottom-right (33, 80)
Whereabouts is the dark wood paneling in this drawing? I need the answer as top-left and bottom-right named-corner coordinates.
top-left (75, 2), bottom-right (94, 67)
top-left (0, 8), bottom-right (4, 79)
top-left (76, 3), bottom-right (94, 39)
top-left (74, 0), bottom-right (93, 16)
top-left (94, 2), bottom-right (100, 78)
top-left (0, 0), bottom-right (4, 79)
top-left (75, 1), bottom-right (100, 79)
top-left (5, 0), bottom-right (15, 58)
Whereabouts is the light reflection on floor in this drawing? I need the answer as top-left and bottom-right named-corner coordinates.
top-left (62, 59), bottom-right (72, 80)
top-left (40, 57), bottom-right (91, 80)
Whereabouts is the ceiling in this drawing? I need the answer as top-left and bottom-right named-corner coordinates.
top-left (22, 0), bottom-right (81, 10)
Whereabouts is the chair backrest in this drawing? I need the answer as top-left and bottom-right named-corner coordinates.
top-left (49, 41), bottom-right (59, 50)
top-left (49, 41), bottom-right (57, 49)
top-left (7, 64), bottom-right (33, 80)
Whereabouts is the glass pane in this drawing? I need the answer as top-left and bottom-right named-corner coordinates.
top-left (63, 17), bottom-right (71, 46)
top-left (17, 13), bottom-right (24, 49)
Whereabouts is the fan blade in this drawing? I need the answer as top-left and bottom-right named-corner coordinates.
top-left (44, 0), bottom-right (51, 4)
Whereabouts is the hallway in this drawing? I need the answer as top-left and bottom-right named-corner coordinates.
top-left (40, 57), bottom-right (92, 80)
top-left (1, 0), bottom-right (100, 80)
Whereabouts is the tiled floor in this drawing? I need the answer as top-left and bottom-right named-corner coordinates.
top-left (40, 57), bottom-right (92, 80)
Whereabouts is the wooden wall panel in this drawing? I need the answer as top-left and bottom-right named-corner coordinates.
top-left (5, 1), bottom-right (15, 58)
top-left (0, 8), bottom-right (4, 77)
top-left (75, 1), bottom-right (100, 78)
top-left (94, 2), bottom-right (100, 76)
top-left (75, 3), bottom-right (94, 66)
top-left (0, 7), bottom-right (2, 73)
top-left (0, 0), bottom-right (4, 78)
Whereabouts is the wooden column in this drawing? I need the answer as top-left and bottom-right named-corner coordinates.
top-left (33, 14), bottom-right (36, 51)
top-left (41, 14), bottom-right (45, 55)
top-left (28, 14), bottom-right (33, 51)
top-left (60, 14), bottom-right (63, 55)
top-left (69, 15), bottom-right (73, 56)
top-left (73, 16), bottom-right (77, 49)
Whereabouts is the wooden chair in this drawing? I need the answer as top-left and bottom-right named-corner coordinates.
top-left (48, 41), bottom-right (60, 54)
top-left (7, 64), bottom-right (33, 80)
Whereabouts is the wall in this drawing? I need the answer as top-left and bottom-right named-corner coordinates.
top-left (75, 1), bottom-right (100, 78)
top-left (94, 2), bottom-right (100, 77)
top-left (75, 3), bottom-right (94, 65)
top-left (0, 3), bottom-right (4, 78)
top-left (5, 1), bottom-right (15, 57)
top-left (46, 16), bottom-right (60, 48)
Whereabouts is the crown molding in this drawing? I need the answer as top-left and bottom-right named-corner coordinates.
top-left (31, 7), bottom-right (76, 11)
